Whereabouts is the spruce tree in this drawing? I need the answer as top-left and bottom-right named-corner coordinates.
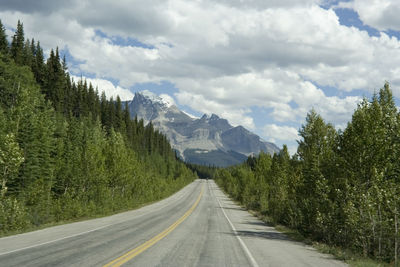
top-left (87, 83), bottom-right (96, 119)
top-left (100, 91), bottom-right (108, 126)
top-left (10, 20), bottom-right (24, 65)
top-left (33, 41), bottom-right (45, 87)
top-left (115, 96), bottom-right (123, 131)
top-left (22, 39), bottom-right (33, 67)
top-left (0, 18), bottom-right (197, 235)
top-left (0, 20), bottom-right (8, 55)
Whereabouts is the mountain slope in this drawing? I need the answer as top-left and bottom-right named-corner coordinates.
top-left (127, 91), bottom-right (280, 166)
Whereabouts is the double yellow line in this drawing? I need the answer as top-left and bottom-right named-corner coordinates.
top-left (104, 185), bottom-right (204, 267)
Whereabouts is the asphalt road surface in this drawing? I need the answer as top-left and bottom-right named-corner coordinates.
top-left (0, 179), bottom-right (347, 266)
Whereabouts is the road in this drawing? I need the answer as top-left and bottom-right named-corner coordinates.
top-left (0, 179), bottom-right (346, 266)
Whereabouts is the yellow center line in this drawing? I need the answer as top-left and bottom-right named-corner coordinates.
top-left (103, 184), bottom-right (204, 267)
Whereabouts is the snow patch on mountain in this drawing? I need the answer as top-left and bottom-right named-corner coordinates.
top-left (127, 91), bottom-right (280, 166)
top-left (182, 110), bottom-right (198, 119)
top-left (140, 90), bottom-right (174, 108)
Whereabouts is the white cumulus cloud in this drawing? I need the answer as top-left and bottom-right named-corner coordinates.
top-left (263, 124), bottom-right (299, 143)
top-left (339, 0), bottom-right (400, 32)
top-left (1, 0), bottom-right (399, 150)
top-left (71, 75), bottom-right (134, 101)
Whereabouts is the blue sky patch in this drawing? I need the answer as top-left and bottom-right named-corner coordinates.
top-left (334, 8), bottom-right (380, 37)
top-left (383, 29), bottom-right (400, 40)
top-left (311, 81), bottom-right (371, 99)
top-left (95, 29), bottom-right (155, 49)
top-left (131, 80), bottom-right (178, 96)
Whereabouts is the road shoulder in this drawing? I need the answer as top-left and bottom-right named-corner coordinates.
top-left (210, 180), bottom-right (347, 267)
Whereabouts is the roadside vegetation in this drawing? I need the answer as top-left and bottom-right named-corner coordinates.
top-left (215, 83), bottom-right (400, 266)
top-left (1, 18), bottom-right (399, 267)
top-left (0, 20), bottom-right (196, 236)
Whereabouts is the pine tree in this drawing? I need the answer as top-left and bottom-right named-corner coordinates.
top-left (33, 41), bottom-right (45, 87)
top-left (100, 91), bottom-right (108, 125)
top-left (30, 39), bottom-right (36, 58)
top-left (123, 102), bottom-right (133, 145)
top-left (87, 83), bottom-right (97, 120)
top-left (22, 38), bottom-right (33, 67)
top-left (0, 19), bottom-right (196, 235)
top-left (115, 96), bottom-right (123, 131)
top-left (44, 47), bottom-right (66, 111)
top-left (10, 20), bottom-right (24, 65)
top-left (107, 97), bottom-right (116, 132)
top-left (0, 20), bottom-right (8, 55)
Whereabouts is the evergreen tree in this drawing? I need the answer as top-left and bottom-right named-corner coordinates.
top-left (0, 20), bottom-right (8, 55)
top-left (123, 102), bottom-right (133, 145)
top-left (115, 96), bottom-right (123, 131)
top-left (22, 39), bottom-right (33, 67)
top-left (44, 47), bottom-right (66, 111)
top-left (33, 41), bottom-right (45, 87)
top-left (100, 91), bottom-right (108, 126)
top-left (107, 97), bottom-right (116, 132)
top-left (10, 20), bottom-right (24, 65)
top-left (87, 83), bottom-right (96, 117)
top-left (0, 19), bottom-right (196, 236)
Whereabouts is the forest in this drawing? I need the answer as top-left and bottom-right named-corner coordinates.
top-left (215, 83), bottom-right (400, 264)
top-left (2, 18), bottom-right (400, 265)
top-left (0, 20), bottom-right (196, 234)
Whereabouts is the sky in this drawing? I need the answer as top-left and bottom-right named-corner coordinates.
top-left (1, 0), bottom-right (400, 154)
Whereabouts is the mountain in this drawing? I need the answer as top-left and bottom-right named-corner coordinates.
top-left (127, 91), bottom-right (280, 166)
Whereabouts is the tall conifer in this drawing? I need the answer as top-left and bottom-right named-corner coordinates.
top-left (10, 20), bottom-right (24, 65)
top-left (0, 20), bottom-right (8, 55)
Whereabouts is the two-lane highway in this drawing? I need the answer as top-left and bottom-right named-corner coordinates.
top-left (0, 179), bottom-right (346, 266)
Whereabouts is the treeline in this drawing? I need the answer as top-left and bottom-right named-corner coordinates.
top-left (216, 83), bottom-right (400, 264)
top-left (0, 20), bottom-right (196, 234)
top-left (185, 163), bottom-right (219, 179)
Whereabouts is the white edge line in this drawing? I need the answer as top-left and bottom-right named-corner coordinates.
top-left (0, 180), bottom-right (201, 257)
top-left (211, 182), bottom-right (260, 267)
top-left (0, 224), bottom-right (111, 256)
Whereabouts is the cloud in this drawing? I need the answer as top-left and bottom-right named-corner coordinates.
top-left (0, 0), bottom-right (77, 14)
top-left (212, 0), bottom-right (322, 9)
top-left (263, 124), bottom-right (299, 143)
top-left (175, 69), bottom-right (360, 128)
top-left (159, 93), bottom-right (176, 107)
top-left (262, 124), bottom-right (300, 155)
top-left (71, 75), bottom-right (134, 101)
top-left (174, 90), bottom-right (255, 129)
top-left (1, 0), bottom-right (399, 148)
top-left (3, 1), bottom-right (399, 95)
top-left (339, 0), bottom-right (400, 32)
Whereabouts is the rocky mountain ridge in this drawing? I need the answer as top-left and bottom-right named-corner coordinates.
top-left (126, 91), bottom-right (280, 166)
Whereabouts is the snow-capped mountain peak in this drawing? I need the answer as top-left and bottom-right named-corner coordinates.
top-left (126, 91), bottom-right (280, 166)
top-left (139, 90), bottom-right (174, 108)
